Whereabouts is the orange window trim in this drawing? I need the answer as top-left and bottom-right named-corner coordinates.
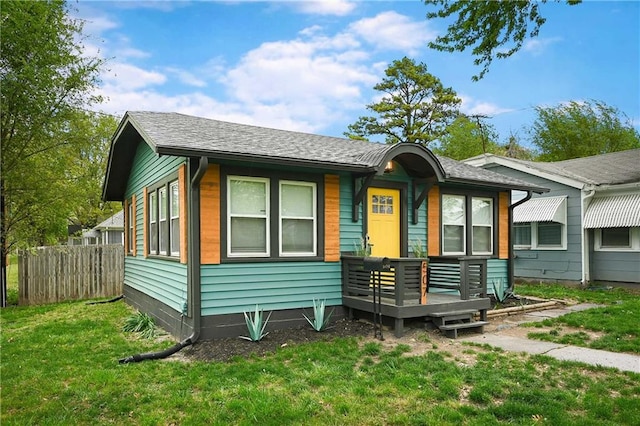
top-left (499, 191), bottom-right (509, 259)
top-left (324, 174), bottom-right (340, 262)
top-left (179, 164), bottom-right (188, 264)
top-left (427, 186), bottom-right (440, 256)
top-left (143, 187), bottom-right (149, 258)
top-left (200, 164), bottom-right (220, 264)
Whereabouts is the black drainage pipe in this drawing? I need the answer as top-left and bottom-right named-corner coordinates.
top-left (86, 295), bottom-right (124, 305)
top-left (118, 338), bottom-right (193, 364)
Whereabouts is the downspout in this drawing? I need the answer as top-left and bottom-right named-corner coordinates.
top-left (119, 156), bottom-right (208, 364)
top-left (508, 191), bottom-right (532, 292)
top-left (581, 187), bottom-right (596, 286)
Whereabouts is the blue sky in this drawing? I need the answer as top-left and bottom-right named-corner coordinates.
top-left (76, 0), bottom-right (640, 148)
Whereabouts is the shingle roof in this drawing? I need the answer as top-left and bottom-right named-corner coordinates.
top-left (103, 111), bottom-right (548, 200)
top-left (472, 150), bottom-right (640, 186)
top-left (94, 210), bottom-right (124, 230)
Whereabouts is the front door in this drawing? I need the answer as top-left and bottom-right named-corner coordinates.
top-left (367, 187), bottom-right (400, 258)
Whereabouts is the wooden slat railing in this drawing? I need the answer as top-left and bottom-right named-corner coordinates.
top-left (428, 256), bottom-right (488, 300)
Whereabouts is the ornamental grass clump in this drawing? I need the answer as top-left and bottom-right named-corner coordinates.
top-left (303, 299), bottom-right (335, 332)
top-left (122, 311), bottom-right (157, 339)
top-left (240, 305), bottom-right (272, 342)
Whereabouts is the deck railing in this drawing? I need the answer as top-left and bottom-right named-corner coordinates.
top-left (341, 256), bottom-right (426, 307)
top-left (428, 256), bottom-right (488, 300)
top-left (341, 255), bottom-right (488, 306)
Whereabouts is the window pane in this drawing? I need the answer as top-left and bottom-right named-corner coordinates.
top-left (443, 225), bottom-right (464, 253)
top-left (170, 181), bottom-right (179, 217)
top-left (282, 219), bottom-right (314, 253)
top-left (473, 226), bottom-right (491, 253)
top-left (472, 198), bottom-right (492, 225)
top-left (281, 184), bottom-right (313, 217)
top-left (514, 223), bottom-right (531, 246)
top-left (231, 217), bottom-right (267, 253)
top-left (171, 218), bottom-right (180, 255)
top-left (159, 219), bottom-right (167, 253)
top-left (149, 192), bottom-right (157, 221)
top-left (442, 195), bottom-right (465, 225)
top-left (601, 227), bottom-right (630, 247)
top-left (150, 223), bottom-right (158, 252)
top-left (538, 222), bottom-right (562, 246)
top-left (230, 179), bottom-right (267, 215)
top-left (158, 188), bottom-right (167, 220)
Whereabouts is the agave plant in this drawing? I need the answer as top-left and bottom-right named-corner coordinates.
top-left (303, 299), bottom-right (335, 332)
top-left (240, 305), bottom-right (272, 342)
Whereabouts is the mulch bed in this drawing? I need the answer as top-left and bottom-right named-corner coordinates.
top-left (181, 318), bottom-right (373, 363)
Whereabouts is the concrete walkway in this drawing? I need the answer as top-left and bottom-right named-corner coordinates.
top-left (463, 303), bottom-right (640, 374)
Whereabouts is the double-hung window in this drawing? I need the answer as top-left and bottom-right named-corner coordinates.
top-left (280, 181), bottom-right (317, 256)
top-left (472, 197), bottom-right (493, 254)
top-left (225, 172), bottom-right (321, 260)
top-left (442, 195), bottom-right (466, 255)
top-left (147, 178), bottom-right (180, 257)
top-left (228, 176), bottom-right (270, 257)
top-left (442, 193), bottom-right (496, 256)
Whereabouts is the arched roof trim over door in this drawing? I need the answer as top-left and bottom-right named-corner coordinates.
top-left (373, 143), bottom-right (446, 181)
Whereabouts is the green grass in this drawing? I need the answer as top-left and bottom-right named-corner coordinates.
top-left (516, 283), bottom-right (640, 353)
top-left (6, 254), bottom-right (18, 305)
top-left (2, 296), bottom-right (639, 425)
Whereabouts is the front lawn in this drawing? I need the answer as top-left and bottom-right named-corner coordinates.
top-left (516, 283), bottom-right (640, 353)
top-left (2, 287), bottom-right (639, 425)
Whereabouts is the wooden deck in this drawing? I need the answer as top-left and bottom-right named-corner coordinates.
top-left (341, 255), bottom-right (491, 337)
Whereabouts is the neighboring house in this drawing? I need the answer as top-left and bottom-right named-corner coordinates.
top-left (465, 150), bottom-right (640, 286)
top-left (84, 210), bottom-right (125, 245)
top-left (102, 111), bottom-right (546, 340)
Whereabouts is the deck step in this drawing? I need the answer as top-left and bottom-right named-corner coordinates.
top-left (428, 309), bottom-right (479, 318)
top-left (439, 321), bottom-right (489, 339)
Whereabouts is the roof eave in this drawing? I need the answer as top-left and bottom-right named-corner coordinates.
top-left (443, 177), bottom-right (550, 194)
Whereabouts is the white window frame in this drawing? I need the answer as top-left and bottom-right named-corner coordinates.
top-left (158, 186), bottom-right (168, 255)
top-left (169, 180), bottom-right (180, 257)
top-left (227, 176), bottom-right (270, 258)
top-left (442, 194), bottom-right (466, 256)
top-left (471, 197), bottom-right (493, 255)
top-left (279, 181), bottom-right (317, 257)
top-left (127, 201), bottom-right (134, 254)
top-left (514, 222), bottom-right (567, 250)
top-left (514, 222), bottom-right (532, 249)
top-left (594, 227), bottom-right (640, 252)
top-left (149, 191), bottom-right (158, 254)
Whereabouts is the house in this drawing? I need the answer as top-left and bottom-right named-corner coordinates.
top-left (102, 111), bottom-right (547, 340)
top-left (464, 150), bottom-right (640, 286)
top-left (82, 210), bottom-right (125, 245)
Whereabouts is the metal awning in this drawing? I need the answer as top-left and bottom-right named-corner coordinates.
top-left (513, 196), bottom-right (567, 224)
top-left (584, 193), bottom-right (640, 229)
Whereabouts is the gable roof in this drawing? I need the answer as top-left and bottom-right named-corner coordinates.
top-left (103, 111), bottom-right (548, 201)
top-left (94, 210), bottom-right (124, 230)
top-left (465, 149), bottom-right (640, 189)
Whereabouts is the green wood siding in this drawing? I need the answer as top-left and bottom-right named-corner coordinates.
top-left (487, 259), bottom-right (508, 295)
top-left (200, 262), bottom-right (342, 315)
top-left (124, 140), bottom-right (187, 311)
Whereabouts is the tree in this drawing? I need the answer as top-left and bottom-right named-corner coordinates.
top-left (1, 0), bottom-right (105, 306)
top-left (502, 133), bottom-right (536, 160)
top-left (425, 0), bottom-right (581, 81)
top-left (432, 114), bottom-right (502, 160)
top-left (529, 100), bottom-right (640, 161)
top-left (344, 57), bottom-right (461, 146)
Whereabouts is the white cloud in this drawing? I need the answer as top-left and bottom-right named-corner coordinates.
top-left (292, 0), bottom-right (357, 16)
top-left (164, 67), bottom-right (208, 88)
top-left (460, 96), bottom-right (514, 117)
top-left (101, 63), bottom-right (166, 90)
top-left (523, 37), bottom-right (562, 56)
top-left (348, 11), bottom-right (436, 54)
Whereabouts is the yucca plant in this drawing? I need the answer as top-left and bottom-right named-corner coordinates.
top-left (303, 299), bottom-right (335, 332)
top-left (122, 311), bottom-right (157, 339)
top-left (240, 305), bottom-right (272, 342)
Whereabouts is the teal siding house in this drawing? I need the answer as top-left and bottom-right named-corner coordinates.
top-left (103, 112), bottom-right (546, 341)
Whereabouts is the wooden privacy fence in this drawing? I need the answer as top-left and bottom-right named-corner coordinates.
top-left (18, 245), bottom-right (124, 305)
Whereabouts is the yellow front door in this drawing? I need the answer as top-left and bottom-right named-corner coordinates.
top-left (367, 187), bottom-right (400, 258)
